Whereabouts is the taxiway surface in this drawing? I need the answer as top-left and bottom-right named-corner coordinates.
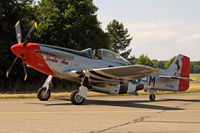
top-left (0, 93), bottom-right (200, 133)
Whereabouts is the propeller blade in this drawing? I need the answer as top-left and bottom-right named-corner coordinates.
top-left (22, 58), bottom-right (27, 81)
top-left (15, 21), bottom-right (22, 44)
top-left (23, 22), bottom-right (37, 46)
top-left (6, 57), bottom-right (19, 78)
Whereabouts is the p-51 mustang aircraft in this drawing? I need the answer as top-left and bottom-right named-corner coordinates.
top-left (7, 21), bottom-right (193, 105)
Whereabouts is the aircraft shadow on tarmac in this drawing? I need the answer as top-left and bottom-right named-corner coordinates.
top-left (42, 98), bottom-right (198, 111)
top-left (156, 98), bottom-right (200, 103)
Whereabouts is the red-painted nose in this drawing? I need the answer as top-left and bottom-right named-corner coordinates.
top-left (11, 43), bottom-right (26, 57)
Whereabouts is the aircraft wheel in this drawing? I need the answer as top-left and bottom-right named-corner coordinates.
top-left (37, 87), bottom-right (51, 101)
top-left (70, 90), bottom-right (85, 105)
top-left (149, 94), bottom-right (156, 101)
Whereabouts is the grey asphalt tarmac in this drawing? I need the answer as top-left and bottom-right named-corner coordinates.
top-left (0, 93), bottom-right (200, 133)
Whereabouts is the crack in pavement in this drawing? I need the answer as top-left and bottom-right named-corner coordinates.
top-left (90, 99), bottom-right (197, 133)
top-left (90, 116), bottom-right (151, 133)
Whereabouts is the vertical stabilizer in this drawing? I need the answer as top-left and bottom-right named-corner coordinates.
top-left (164, 54), bottom-right (190, 91)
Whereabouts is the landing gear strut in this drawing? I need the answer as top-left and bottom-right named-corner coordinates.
top-left (37, 75), bottom-right (53, 101)
top-left (70, 76), bottom-right (89, 105)
top-left (149, 94), bottom-right (156, 101)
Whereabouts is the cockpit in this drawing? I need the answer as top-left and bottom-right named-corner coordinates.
top-left (81, 48), bottom-right (131, 65)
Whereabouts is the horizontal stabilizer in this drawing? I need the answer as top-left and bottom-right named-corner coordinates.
top-left (159, 75), bottom-right (195, 81)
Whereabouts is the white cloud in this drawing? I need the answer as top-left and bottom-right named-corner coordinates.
top-left (175, 33), bottom-right (200, 43)
top-left (125, 20), bottom-right (200, 61)
top-left (97, 14), bottom-right (200, 61)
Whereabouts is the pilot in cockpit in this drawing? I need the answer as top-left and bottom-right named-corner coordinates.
top-left (92, 49), bottom-right (100, 59)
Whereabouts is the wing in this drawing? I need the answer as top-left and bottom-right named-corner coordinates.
top-left (67, 65), bottom-right (159, 93)
top-left (84, 65), bottom-right (160, 81)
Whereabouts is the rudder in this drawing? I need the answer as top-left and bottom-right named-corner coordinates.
top-left (178, 55), bottom-right (190, 91)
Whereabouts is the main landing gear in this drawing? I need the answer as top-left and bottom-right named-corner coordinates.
top-left (37, 75), bottom-right (89, 105)
top-left (70, 76), bottom-right (89, 105)
top-left (71, 90), bottom-right (85, 105)
top-left (37, 75), bottom-right (53, 101)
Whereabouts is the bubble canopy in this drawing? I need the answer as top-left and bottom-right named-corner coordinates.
top-left (96, 49), bottom-right (131, 65)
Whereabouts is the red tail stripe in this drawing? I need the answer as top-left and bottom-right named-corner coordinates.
top-left (178, 56), bottom-right (190, 91)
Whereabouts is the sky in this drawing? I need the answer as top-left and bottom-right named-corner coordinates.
top-left (93, 0), bottom-right (200, 61)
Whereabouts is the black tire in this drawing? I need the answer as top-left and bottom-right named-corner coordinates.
top-left (70, 90), bottom-right (85, 105)
top-left (149, 94), bottom-right (156, 101)
top-left (37, 87), bottom-right (51, 101)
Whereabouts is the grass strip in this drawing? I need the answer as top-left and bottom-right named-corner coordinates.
top-left (0, 82), bottom-right (200, 99)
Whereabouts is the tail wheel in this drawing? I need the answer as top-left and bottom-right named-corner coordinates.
top-left (70, 90), bottom-right (85, 105)
top-left (37, 87), bottom-right (51, 101)
top-left (149, 94), bottom-right (156, 101)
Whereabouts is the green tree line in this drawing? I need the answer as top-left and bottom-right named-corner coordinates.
top-left (135, 54), bottom-right (200, 73)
